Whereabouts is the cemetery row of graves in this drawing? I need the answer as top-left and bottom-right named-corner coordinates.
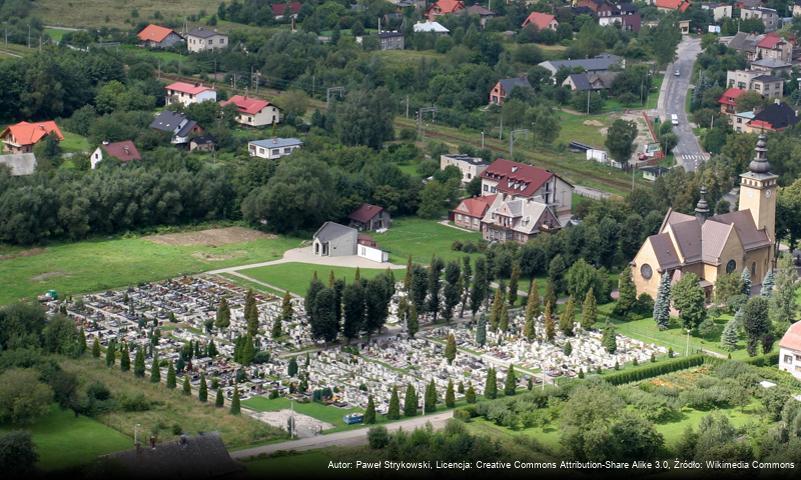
top-left (50, 273), bottom-right (668, 430)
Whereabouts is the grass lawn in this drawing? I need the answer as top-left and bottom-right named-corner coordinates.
top-left (0, 227), bottom-right (301, 305)
top-left (60, 130), bottom-right (90, 154)
top-left (239, 263), bottom-right (399, 296)
top-left (242, 397), bottom-right (362, 432)
top-left (372, 217), bottom-right (482, 264)
top-left (556, 110), bottom-right (610, 147)
top-left (656, 404), bottom-right (757, 448)
top-left (0, 404), bottom-right (131, 471)
top-left (36, 0), bottom-right (221, 29)
top-left (120, 45), bottom-right (188, 63)
top-left (44, 27), bottom-right (73, 43)
top-left (374, 49), bottom-right (447, 68)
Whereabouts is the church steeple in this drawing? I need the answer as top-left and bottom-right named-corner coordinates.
top-left (748, 134), bottom-right (771, 174)
top-left (695, 185), bottom-right (710, 224)
top-left (738, 134), bottom-right (778, 251)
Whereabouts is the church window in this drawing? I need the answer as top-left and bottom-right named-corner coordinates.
top-left (726, 260), bottom-right (736, 274)
top-left (640, 264), bottom-right (653, 280)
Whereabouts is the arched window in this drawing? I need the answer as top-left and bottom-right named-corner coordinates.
top-left (726, 260), bottom-right (736, 274)
top-left (640, 264), bottom-right (653, 280)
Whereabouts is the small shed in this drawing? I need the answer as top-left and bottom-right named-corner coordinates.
top-left (313, 222), bottom-right (358, 257)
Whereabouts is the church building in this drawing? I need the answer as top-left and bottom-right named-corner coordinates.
top-left (631, 135), bottom-right (777, 300)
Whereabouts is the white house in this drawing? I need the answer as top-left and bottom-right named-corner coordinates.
top-left (440, 153), bottom-right (489, 184)
top-left (90, 140), bottom-right (141, 169)
top-left (779, 321), bottom-right (801, 380)
top-left (247, 138), bottom-right (303, 159)
top-left (164, 82), bottom-right (217, 107)
top-left (221, 95), bottom-right (281, 127)
top-left (186, 28), bottom-right (228, 53)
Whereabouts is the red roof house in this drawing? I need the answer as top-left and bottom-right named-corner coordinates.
top-left (480, 158), bottom-right (574, 215)
top-left (718, 87), bottom-right (746, 115)
top-left (1, 121), bottom-right (64, 154)
top-left (426, 0), bottom-right (465, 20)
top-left (90, 140), bottom-right (141, 169)
top-left (522, 12), bottom-right (559, 31)
top-left (452, 195), bottom-right (496, 231)
top-left (165, 82), bottom-right (218, 106)
top-left (272, 2), bottom-right (302, 18)
top-left (655, 0), bottom-right (691, 12)
top-left (137, 24), bottom-right (183, 48)
top-left (779, 321), bottom-right (801, 380)
top-left (220, 95), bottom-right (281, 127)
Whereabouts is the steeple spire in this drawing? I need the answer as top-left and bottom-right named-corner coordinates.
top-left (748, 134), bottom-right (771, 175)
top-left (695, 185), bottom-right (710, 224)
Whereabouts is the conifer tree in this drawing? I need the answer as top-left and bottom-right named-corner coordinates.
top-left (442, 260), bottom-right (462, 322)
top-left (508, 265), bottom-right (520, 306)
top-left (245, 289), bottom-right (259, 337)
top-left (484, 367), bottom-right (497, 399)
top-left (120, 343), bottom-right (130, 371)
top-left (741, 267), bottom-right (752, 296)
top-left (403, 384), bottom-right (418, 417)
top-left (720, 318), bottom-right (739, 351)
top-left (653, 271), bottom-right (671, 330)
top-left (489, 289), bottom-right (503, 331)
top-left (424, 379), bottom-right (437, 413)
top-left (581, 288), bottom-right (598, 329)
top-left (544, 280), bottom-right (557, 309)
top-left (615, 265), bottom-right (637, 316)
top-left (544, 302), bottom-right (555, 342)
top-left (470, 257), bottom-right (489, 318)
top-left (760, 269), bottom-right (775, 297)
top-left (166, 362), bottom-right (176, 389)
top-left (465, 384), bottom-right (476, 403)
top-left (364, 395), bottom-right (376, 424)
top-left (207, 339), bottom-right (218, 357)
top-left (404, 256), bottom-right (413, 291)
top-left (504, 365), bottom-right (517, 396)
top-left (445, 332), bottom-right (456, 364)
top-left (563, 341), bottom-right (573, 356)
top-left (215, 297), bottom-right (231, 330)
top-left (78, 328), bottom-right (87, 355)
top-left (288, 357), bottom-right (299, 377)
top-left (182, 375), bottom-right (191, 395)
top-left (405, 299), bottom-right (419, 338)
top-left (198, 372), bottom-right (208, 402)
top-left (215, 388), bottom-right (224, 408)
top-left (460, 256), bottom-right (472, 318)
top-left (457, 381), bottom-right (464, 394)
top-left (445, 379), bottom-right (455, 408)
top-left (354, 267), bottom-right (361, 282)
top-left (527, 377), bottom-right (533, 390)
top-left (388, 386), bottom-right (401, 420)
top-left (230, 386), bottom-right (241, 414)
top-left (134, 348), bottom-right (145, 377)
top-left (559, 297), bottom-right (575, 336)
top-left (499, 302), bottom-right (509, 332)
top-left (476, 313), bottom-right (487, 347)
top-left (150, 351), bottom-right (160, 383)
top-left (523, 281), bottom-right (540, 341)
top-left (105, 340), bottom-right (116, 367)
top-left (92, 337), bottom-right (101, 358)
top-left (602, 323), bottom-right (618, 353)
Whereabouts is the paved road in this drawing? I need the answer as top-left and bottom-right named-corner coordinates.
top-left (658, 36), bottom-right (707, 172)
top-left (231, 411), bottom-right (454, 459)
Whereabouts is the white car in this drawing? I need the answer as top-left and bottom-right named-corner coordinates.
top-left (674, 69), bottom-right (680, 76)
top-left (671, 114), bottom-right (679, 126)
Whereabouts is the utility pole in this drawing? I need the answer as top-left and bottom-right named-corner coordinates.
top-left (28, 24), bottom-right (31, 49)
top-left (405, 95), bottom-right (410, 119)
top-left (326, 86), bottom-right (345, 108)
top-left (498, 116), bottom-right (503, 140)
top-left (417, 106), bottom-right (438, 139)
top-left (586, 89), bottom-right (591, 115)
top-left (481, 131), bottom-right (485, 148)
top-left (509, 129), bottom-right (529, 158)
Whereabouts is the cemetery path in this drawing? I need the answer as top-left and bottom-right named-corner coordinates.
top-left (230, 411), bottom-right (454, 459)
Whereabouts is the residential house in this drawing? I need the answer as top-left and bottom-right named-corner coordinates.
top-left (440, 153), bottom-right (489, 183)
top-left (348, 203), bottom-right (391, 231)
top-left (522, 12), bottom-right (559, 31)
top-left (779, 321), bottom-right (801, 380)
top-left (313, 222), bottom-right (358, 257)
top-left (247, 138), bottom-right (303, 159)
top-left (272, 2), bottom-right (302, 20)
top-left (481, 194), bottom-right (562, 243)
top-left (700, 2), bottom-right (732, 22)
top-left (641, 166), bottom-right (670, 181)
top-left (0, 153), bottom-right (36, 176)
top-left (562, 71), bottom-right (620, 91)
top-left (186, 28), bottom-right (228, 53)
top-left (538, 53), bottom-right (623, 76)
top-left (452, 195), bottom-right (496, 231)
top-left (165, 82), bottom-right (217, 107)
top-left (221, 95), bottom-right (281, 127)
top-left (426, 0), bottom-right (465, 20)
top-left (1, 121), bottom-right (63, 154)
top-left (378, 31), bottom-right (405, 50)
top-left (733, 110), bottom-right (757, 133)
top-left (101, 433), bottom-right (242, 478)
top-left (137, 24), bottom-right (184, 48)
top-left (750, 58), bottom-right (792, 77)
top-left (741, 6), bottom-right (780, 32)
top-left (480, 158), bottom-right (573, 217)
top-left (189, 135), bottom-right (216, 152)
top-left (655, 0), bottom-right (691, 13)
top-left (577, 0), bottom-right (609, 13)
top-left (727, 70), bottom-right (784, 99)
top-left (488, 77), bottom-right (531, 105)
top-left (413, 21), bottom-right (450, 34)
top-left (718, 87), bottom-right (746, 116)
top-left (90, 140), bottom-right (141, 169)
top-left (597, 3), bottom-right (641, 32)
top-left (149, 110), bottom-right (203, 145)
top-left (726, 32), bottom-right (761, 61)
top-left (747, 101), bottom-right (799, 132)
top-left (460, 5), bottom-right (496, 28)
top-left (736, 0), bottom-right (762, 9)
top-left (756, 33), bottom-right (793, 63)
top-left (631, 137), bottom-right (776, 300)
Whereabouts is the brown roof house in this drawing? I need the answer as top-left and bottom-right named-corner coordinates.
top-left (348, 203), bottom-right (391, 231)
top-left (90, 140), bottom-right (142, 169)
top-left (631, 135), bottom-right (777, 300)
top-left (452, 195), bottom-right (496, 231)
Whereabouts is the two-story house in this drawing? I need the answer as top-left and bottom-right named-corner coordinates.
top-left (186, 28), bottom-right (228, 53)
top-left (741, 6), bottom-right (780, 32)
top-left (779, 321), bottom-right (801, 381)
top-left (755, 33), bottom-right (793, 63)
top-left (1, 121), bottom-right (63, 154)
top-left (220, 95), bottom-right (281, 127)
top-left (137, 24), bottom-right (183, 48)
top-left (440, 153), bottom-right (490, 183)
top-left (164, 82), bottom-right (217, 107)
top-left (488, 77), bottom-right (531, 105)
top-left (726, 69), bottom-right (784, 99)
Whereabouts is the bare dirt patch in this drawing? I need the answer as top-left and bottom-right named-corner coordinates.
top-left (583, 120), bottom-right (604, 127)
top-left (146, 227), bottom-right (275, 247)
top-left (0, 247), bottom-right (45, 261)
top-left (31, 271), bottom-right (68, 282)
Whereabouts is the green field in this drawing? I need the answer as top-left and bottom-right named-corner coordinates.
top-left (60, 130), bottom-right (90, 154)
top-left (372, 217), bottom-right (482, 264)
top-left (0, 227), bottom-right (301, 305)
top-left (0, 405), bottom-right (132, 471)
top-left (242, 397), bottom-right (362, 432)
top-left (36, 0), bottom-right (222, 29)
top-left (557, 110), bottom-right (610, 147)
top-left (239, 262), bottom-right (399, 296)
top-left (120, 45), bottom-right (188, 63)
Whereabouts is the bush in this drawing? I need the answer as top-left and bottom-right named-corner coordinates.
top-left (367, 426), bottom-right (389, 449)
top-left (120, 393), bottom-right (151, 412)
top-left (451, 240), bottom-right (463, 251)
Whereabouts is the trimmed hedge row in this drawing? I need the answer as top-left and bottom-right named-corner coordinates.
top-left (602, 354), bottom-right (708, 385)
top-left (744, 352), bottom-right (779, 367)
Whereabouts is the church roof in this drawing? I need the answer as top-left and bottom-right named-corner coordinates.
top-left (709, 210), bottom-right (771, 251)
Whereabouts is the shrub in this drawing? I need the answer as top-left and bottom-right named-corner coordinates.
top-left (367, 426), bottom-right (389, 449)
top-left (120, 393), bottom-right (151, 412)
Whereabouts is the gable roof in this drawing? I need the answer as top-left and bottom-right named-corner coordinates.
top-left (758, 33), bottom-right (785, 49)
top-left (100, 140), bottom-right (141, 163)
top-left (522, 12), bottom-right (557, 29)
top-left (751, 58), bottom-right (792, 69)
top-left (221, 95), bottom-right (272, 115)
top-left (481, 195), bottom-right (560, 235)
top-left (780, 321), bottom-right (801, 351)
top-left (349, 204), bottom-right (385, 224)
top-left (539, 54), bottom-right (622, 74)
top-left (647, 232), bottom-right (681, 270)
top-left (481, 158), bottom-right (565, 198)
top-left (187, 28), bottom-right (226, 39)
top-left (497, 77), bottom-right (531, 95)
top-left (429, 0), bottom-right (465, 15)
top-left (1, 121), bottom-right (64, 146)
top-left (0, 153), bottom-right (37, 176)
top-left (709, 209), bottom-right (771, 250)
top-left (655, 0), bottom-right (691, 11)
top-left (749, 102), bottom-right (799, 131)
top-left (727, 32), bottom-right (760, 53)
top-left (314, 222), bottom-right (357, 243)
top-left (150, 110), bottom-right (189, 133)
top-left (137, 24), bottom-right (178, 43)
top-left (272, 2), bottom-right (302, 16)
top-left (464, 5), bottom-right (495, 15)
top-left (455, 195), bottom-right (496, 218)
top-left (165, 82), bottom-right (214, 95)
top-left (719, 87), bottom-right (746, 106)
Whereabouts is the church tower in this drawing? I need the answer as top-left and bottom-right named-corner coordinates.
top-left (738, 134), bottom-right (778, 247)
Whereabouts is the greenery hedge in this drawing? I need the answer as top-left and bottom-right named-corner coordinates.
top-left (602, 354), bottom-right (708, 385)
top-left (744, 352), bottom-right (779, 367)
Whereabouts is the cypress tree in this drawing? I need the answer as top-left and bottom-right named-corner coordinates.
top-left (403, 384), bottom-right (418, 417)
top-left (120, 343), bottom-right (130, 371)
top-left (230, 386), bottom-right (241, 414)
top-left (465, 384), bottom-right (476, 403)
top-left (150, 351), bottom-right (161, 383)
top-left (424, 379), bottom-right (437, 413)
top-left (215, 297), bottom-right (231, 330)
top-left (305, 274), bottom-right (324, 319)
top-left (215, 388), bottom-right (224, 407)
top-left (760, 269), bottom-right (775, 297)
top-left (563, 341), bottom-right (573, 356)
top-left (615, 265), bottom-right (637, 316)
top-left (460, 256), bottom-right (472, 318)
top-left (134, 348), bottom-right (145, 377)
top-left (544, 302), bottom-right (555, 342)
top-left (581, 288), bottom-right (597, 329)
top-left (470, 257), bottom-right (488, 318)
top-left (78, 328), bottom-right (87, 355)
top-left (364, 396), bottom-right (376, 424)
top-left (508, 265), bottom-right (520, 306)
top-left (404, 256), bottom-right (413, 291)
top-left (388, 386), bottom-right (400, 420)
top-left (445, 380), bottom-right (455, 408)
top-left (602, 323), bottom-right (618, 353)
top-left (457, 381), bottom-right (464, 394)
top-left (742, 267), bottom-right (752, 296)
top-left (445, 332), bottom-right (456, 364)
top-left (523, 281), bottom-right (540, 341)
top-left (288, 357), bottom-right (299, 377)
top-left (245, 289), bottom-right (259, 337)
top-left (489, 289), bottom-right (503, 331)
top-left (544, 280), bottom-right (557, 309)
top-left (182, 375), bottom-right (191, 396)
top-left (427, 256), bottom-right (444, 322)
top-left (484, 367), bottom-right (497, 399)
top-left (475, 313), bottom-right (487, 347)
top-left (653, 271), bottom-right (671, 330)
top-left (504, 365), bottom-right (517, 396)
top-left (198, 373), bottom-right (208, 402)
top-left (207, 339), bottom-right (218, 357)
top-left (92, 337), bottom-right (100, 358)
top-left (166, 362), bottom-right (176, 389)
top-left (559, 297), bottom-right (575, 336)
top-left (499, 302), bottom-right (509, 332)
top-left (105, 340), bottom-right (116, 367)
top-left (527, 377), bottom-right (533, 390)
